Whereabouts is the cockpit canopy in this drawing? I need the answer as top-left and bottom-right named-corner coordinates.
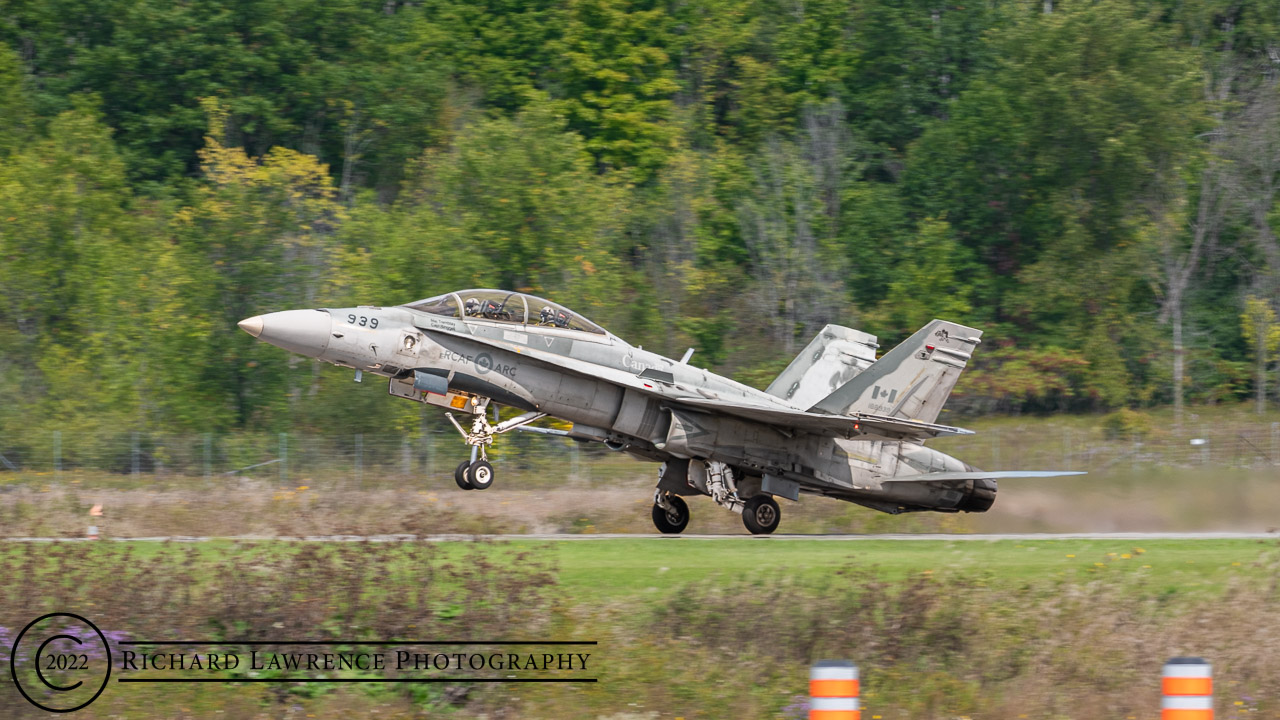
top-left (403, 289), bottom-right (607, 335)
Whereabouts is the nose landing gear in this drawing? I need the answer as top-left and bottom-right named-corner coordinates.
top-left (445, 407), bottom-right (545, 491)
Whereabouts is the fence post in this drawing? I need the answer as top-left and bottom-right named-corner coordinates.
top-left (424, 432), bottom-right (434, 476)
top-left (1271, 422), bottom-right (1278, 466)
top-left (1162, 657), bottom-right (1212, 719)
top-left (809, 660), bottom-right (859, 719)
top-left (1062, 427), bottom-right (1071, 471)
top-left (54, 430), bottom-right (62, 481)
top-left (203, 433), bottom-right (212, 486)
top-left (401, 437), bottom-right (411, 478)
top-left (991, 426), bottom-right (1000, 469)
top-left (131, 432), bottom-right (140, 477)
top-left (355, 433), bottom-right (363, 489)
top-left (279, 432), bottom-right (288, 484)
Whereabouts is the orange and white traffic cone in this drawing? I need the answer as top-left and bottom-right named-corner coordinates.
top-left (809, 660), bottom-right (859, 720)
top-left (1162, 657), bottom-right (1213, 719)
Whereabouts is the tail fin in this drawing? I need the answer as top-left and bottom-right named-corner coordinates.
top-left (765, 324), bottom-right (879, 409)
top-left (808, 319), bottom-right (981, 423)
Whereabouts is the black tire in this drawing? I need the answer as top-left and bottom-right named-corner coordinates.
top-left (742, 495), bottom-right (780, 535)
top-left (468, 460), bottom-right (495, 490)
top-left (651, 495), bottom-right (689, 534)
top-left (454, 460), bottom-right (474, 490)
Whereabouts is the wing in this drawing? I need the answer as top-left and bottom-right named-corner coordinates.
top-left (671, 396), bottom-right (972, 440)
top-left (418, 321), bottom-right (971, 441)
top-left (882, 470), bottom-right (1087, 482)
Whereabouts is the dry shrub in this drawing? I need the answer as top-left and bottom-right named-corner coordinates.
top-left (0, 540), bottom-right (560, 716)
top-left (0, 540), bottom-right (557, 641)
top-left (649, 555), bottom-right (1280, 719)
top-left (0, 487), bottom-right (502, 537)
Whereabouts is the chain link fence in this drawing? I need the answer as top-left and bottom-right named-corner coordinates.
top-left (0, 427), bottom-right (637, 489)
top-left (933, 422), bottom-right (1280, 473)
top-left (1, 421), bottom-right (1277, 489)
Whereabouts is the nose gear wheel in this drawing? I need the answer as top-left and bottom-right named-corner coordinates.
top-left (443, 408), bottom-right (545, 491)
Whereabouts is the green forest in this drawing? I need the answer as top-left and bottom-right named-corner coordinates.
top-left (2, 0), bottom-right (1280, 458)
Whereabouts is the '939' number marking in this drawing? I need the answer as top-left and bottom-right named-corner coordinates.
top-left (347, 314), bottom-right (378, 329)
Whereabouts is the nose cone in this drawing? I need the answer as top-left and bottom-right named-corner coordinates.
top-left (239, 309), bottom-right (332, 358)
top-left (238, 316), bottom-right (264, 337)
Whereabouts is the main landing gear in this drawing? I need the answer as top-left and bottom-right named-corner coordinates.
top-left (741, 495), bottom-right (781, 535)
top-left (650, 461), bottom-right (783, 535)
top-left (652, 491), bottom-right (689, 534)
top-left (446, 406), bottom-right (544, 491)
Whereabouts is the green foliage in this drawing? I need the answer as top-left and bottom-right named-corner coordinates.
top-left (956, 347), bottom-right (1092, 413)
top-left (1101, 408), bottom-right (1154, 440)
top-left (1, 0), bottom-right (448, 188)
top-left (1240, 295), bottom-right (1280, 410)
top-left (550, 0), bottom-right (679, 179)
top-left (0, 47), bottom-right (32, 155)
top-left (908, 1), bottom-right (1204, 310)
top-left (398, 99), bottom-right (629, 325)
top-left (866, 217), bottom-right (973, 338)
top-left (0, 104), bottom-right (155, 453)
top-left (2, 0), bottom-right (1279, 447)
top-left (1240, 296), bottom-right (1280, 361)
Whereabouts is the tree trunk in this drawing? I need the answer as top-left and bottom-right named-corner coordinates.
top-left (1258, 332), bottom-right (1268, 415)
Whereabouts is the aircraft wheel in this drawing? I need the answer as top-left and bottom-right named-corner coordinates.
top-left (468, 460), bottom-right (495, 490)
top-left (454, 460), bottom-right (474, 490)
top-left (742, 495), bottom-right (780, 535)
top-left (651, 495), bottom-right (689, 534)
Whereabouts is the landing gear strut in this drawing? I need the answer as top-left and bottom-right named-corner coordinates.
top-left (445, 406), bottom-right (545, 491)
top-left (704, 460), bottom-right (782, 534)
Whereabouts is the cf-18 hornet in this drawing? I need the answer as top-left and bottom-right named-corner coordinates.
top-left (239, 290), bottom-right (1081, 534)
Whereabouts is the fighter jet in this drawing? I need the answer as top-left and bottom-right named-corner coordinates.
top-left (239, 289), bottom-right (1081, 534)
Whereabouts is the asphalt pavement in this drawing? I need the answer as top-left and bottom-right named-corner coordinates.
top-left (4, 531), bottom-right (1278, 542)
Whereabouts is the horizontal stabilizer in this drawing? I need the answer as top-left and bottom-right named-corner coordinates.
top-left (883, 470), bottom-right (1087, 483)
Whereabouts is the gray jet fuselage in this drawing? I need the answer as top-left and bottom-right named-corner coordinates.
top-left (239, 292), bottom-right (998, 528)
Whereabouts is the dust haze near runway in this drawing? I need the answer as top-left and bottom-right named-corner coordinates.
top-left (4, 466), bottom-right (1279, 538)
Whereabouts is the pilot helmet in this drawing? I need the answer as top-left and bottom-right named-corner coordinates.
top-left (464, 298), bottom-right (481, 315)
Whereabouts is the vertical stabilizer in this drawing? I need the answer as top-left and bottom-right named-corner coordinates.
top-left (766, 324), bottom-right (879, 409)
top-left (808, 320), bottom-right (981, 423)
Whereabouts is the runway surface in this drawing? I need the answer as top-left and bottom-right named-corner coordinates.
top-left (4, 531), bottom-right (1278, 542)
